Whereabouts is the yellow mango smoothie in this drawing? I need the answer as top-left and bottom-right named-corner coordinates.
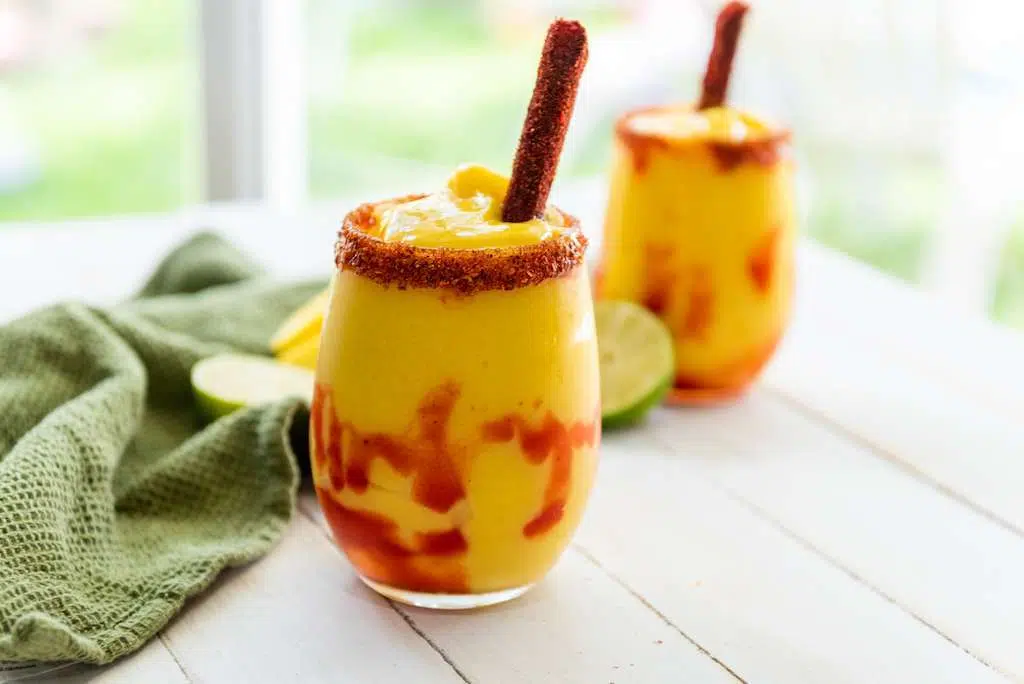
top-left (596, 2), bottom-right (795, 403)
top-left (310, 164), bottom-right (600, 607)
top-left (597, 105), bottom-right (795, 402)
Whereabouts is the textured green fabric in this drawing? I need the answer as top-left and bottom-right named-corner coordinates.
top-left (0, 232), bottom-right (325, 665)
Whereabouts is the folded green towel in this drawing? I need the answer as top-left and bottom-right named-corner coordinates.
top-left (0, 232), bottom-right (326, 665)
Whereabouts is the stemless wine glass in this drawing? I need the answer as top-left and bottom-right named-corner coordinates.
top-left (596, 104), bottom-right (797, 404)
top-left (309, 198), bottom-right (600, 609)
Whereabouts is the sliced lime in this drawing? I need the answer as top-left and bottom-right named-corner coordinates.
top-left (595, 300), bottom-right (675, 429)
top-left (191, 353), bottom-right (315, 420)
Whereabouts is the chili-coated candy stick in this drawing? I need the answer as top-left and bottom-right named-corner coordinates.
top-left (502, 19), bottom-right (588, 223)
top-left (697, 1), bottom-right (749, 111)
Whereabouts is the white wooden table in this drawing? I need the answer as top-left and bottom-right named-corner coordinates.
top-left (2, 184), bottom-right (1023, 683)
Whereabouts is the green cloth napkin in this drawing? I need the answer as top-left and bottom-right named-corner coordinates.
top-left (0, 232), bottom-right (326, 665)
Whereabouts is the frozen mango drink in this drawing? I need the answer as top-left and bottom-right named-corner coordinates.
top-left (311, 20), bottom-right (598, 609)
top-left (597, 1), bottom-right (795, 404)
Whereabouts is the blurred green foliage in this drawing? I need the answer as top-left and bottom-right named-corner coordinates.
top-left (0, 0), bottom-right (196, 219)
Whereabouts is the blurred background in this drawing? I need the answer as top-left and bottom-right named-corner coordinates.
top-left (0, 0), bottom-right (1021, 328)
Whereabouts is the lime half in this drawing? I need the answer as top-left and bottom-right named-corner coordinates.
top-left (191, 354), bottom-right (316, 421)
top-left (596, 300), bottom-right (675, 429)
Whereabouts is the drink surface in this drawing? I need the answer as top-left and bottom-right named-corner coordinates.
top-left (626, 105), bottom-right (771, 143)
top-left (312, 169), bottom-right (600, 595)
top-left (598, 104), bottom-right (795, 402)
top-left (372, 164), bottom-right (571, 249)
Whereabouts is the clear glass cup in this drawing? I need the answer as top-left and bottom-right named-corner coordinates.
top-left (310, 198), bottom-right (600, 609)
top-left (596, 104), bottom-right (797, 404)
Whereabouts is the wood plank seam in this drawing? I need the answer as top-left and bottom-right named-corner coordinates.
top-left (644, 428), bottom-right (1012, 681)
top-left (571, 544), bottom-right (748, 684)
top-left (764, 386), bottom-right (1024, 541)
top-left (389, 604), bottom-right (473, 684)
top-left (157, 633), bottom-right (195, 684)
top-left (293, 502), bottom-right (476, 684)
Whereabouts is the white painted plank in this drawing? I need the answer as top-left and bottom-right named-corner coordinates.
top-left (649, 394), bottom-right (1024, 679)
top-left (795, 241), bottom-right (1024, 418)
top-left (298, 493), bottom-right (740, 684)
top-left (763, 313), bottom-right (1024, 535)
top-left (402, 552), bottom-right (738, 684)
top-left (574, 429), bottom-right (1007, 684)
top-left (161, 514), bottom-right (464, 684)
top-left (0, 639), bottom-right (187, 683)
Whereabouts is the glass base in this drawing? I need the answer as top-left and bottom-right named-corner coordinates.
top-left (360, 576), bottom-right (534, 610)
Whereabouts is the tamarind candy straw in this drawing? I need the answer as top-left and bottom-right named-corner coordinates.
top-left (502, 19), bottom-right (588, 223)
top-left (697, 1), bottom-right (749, 111)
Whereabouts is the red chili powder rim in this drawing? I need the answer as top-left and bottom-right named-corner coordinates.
top-left (614, 104), bottom-right (791, 171)
top-left (334, 195), bottom-right (587, 294)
